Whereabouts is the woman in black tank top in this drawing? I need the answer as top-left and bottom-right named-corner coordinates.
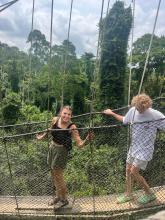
top-left (36, 106), bottom-right (93, 208)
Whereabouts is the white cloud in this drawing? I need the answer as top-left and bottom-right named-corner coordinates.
top-left (132, 0), bottom-right (165, 41)
top-left (0, 0), bottom-right (165, 56)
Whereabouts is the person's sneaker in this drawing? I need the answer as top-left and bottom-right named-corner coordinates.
top-left (117, 195), bottom-right (133, 204)
top-left (138, 194), bottom-right (156, 205)
top-left (54, 199), bottom-right (69, 210)
top-left (48, 197), bottom-right (60, 206)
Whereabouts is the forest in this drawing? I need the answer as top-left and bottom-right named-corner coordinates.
top-left (0, 1), bottom-right (165, 200)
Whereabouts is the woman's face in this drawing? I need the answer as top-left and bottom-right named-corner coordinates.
top-left (60, 108), bottom-right (72, 123)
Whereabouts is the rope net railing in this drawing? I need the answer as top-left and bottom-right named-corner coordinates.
top-left (0, 97), bottom-right (164, 131)
top-left (0, 106), bottom-right (129, 139)
top-left (0, 99), bottom-right (165, 217)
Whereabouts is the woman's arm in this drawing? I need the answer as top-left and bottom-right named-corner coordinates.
top-left (71, 124), bottom-right (92, 148)
top-left (36, 117), bottom-right (58, 140)
top-left (36, 132), bottom-right (48, 140)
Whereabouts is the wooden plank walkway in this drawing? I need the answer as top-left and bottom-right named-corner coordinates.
top-left (0, 186), bottom-right (165, 217)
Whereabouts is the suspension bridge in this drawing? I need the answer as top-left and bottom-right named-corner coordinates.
top-left (0, 0), bottom-right (165, 219)
top-left (0, 99), bottom-right (165, 219)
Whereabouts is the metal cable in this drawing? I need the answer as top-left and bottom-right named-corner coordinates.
top-left (27, 0), bottom-right (35, 103)
top-left (0, 0), bottom-right (18, 12)
top-left (128, 0), bottom-right (135, 105)
top-left (89, 0), bottom-right (105, 216)
top-left (126, 0), bottom-right (135, 161)
top-left (138, 0), bottom-right (162, 95)
top-left (92, 0), bottom-right (105, 102)
top-left (106, 0), bottom-right (111, 15)
top-left (131, 0), bottom-right (162, 124)
top-left (1, 97), bottom-right (165, 128)
top-left (47, 0), bottom-right (54, 113)
top-left (1, 91), bottom-right (20, 216)
top-left (61, 0), bottom-right (74, 107)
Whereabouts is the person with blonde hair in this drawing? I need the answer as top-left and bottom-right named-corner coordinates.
top-left (37, 105), bottom-right (93, 208)
top-left (103, 94), bottom-right (165, 204)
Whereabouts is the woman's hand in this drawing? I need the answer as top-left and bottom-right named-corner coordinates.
top-left (86, 130), bottom-right (94, 141)
top-left (36, 133), bottom-right (46, 140)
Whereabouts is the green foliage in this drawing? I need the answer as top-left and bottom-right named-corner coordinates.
top-left (129, 34), bottom-right (165, 98)
top-left (1, 92), bottom-right (22, 125)
top-left (66, 144), bottom-right (125, 197)
top-left (27, 29), bottom-right (50, 67)
top-left (6, 60), bottom-right (20, 93)
top-left (0, 42), bottom-right (28, 66)
top-left (20, 104), bottom-right (52, 122)
top-left (80, 52), bottom-right (95, 83)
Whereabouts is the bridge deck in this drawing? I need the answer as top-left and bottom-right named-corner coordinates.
top-left (0, 186), bottom-right (165, 217)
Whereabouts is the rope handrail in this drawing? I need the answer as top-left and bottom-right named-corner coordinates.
top-left (1, 118), bottom-right (165, 140)
top-left (0, 124), bottom-right (123, 140)
top-left (1, 97), bottom-right (165, 128)
top-left (0, 105), bottom-right (130, 128)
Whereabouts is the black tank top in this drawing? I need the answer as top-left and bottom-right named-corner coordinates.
top-left (51, 119), bottom-right (74, 151)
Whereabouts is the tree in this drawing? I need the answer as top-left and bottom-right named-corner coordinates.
top-left (51, 40), bottom-right (88, 113)
top-left (27, 29), bottom-right (50, 68)
top-left (6, 60), bottom-right (20, 93)
top-left (80, 53), bottom-right (95, 84)
top-left (130, 34), bottom-right (165, 98)
top-left (51, 39), bottom-right (78, 75)
top-left (100, 1), bottom-right (132, 108)
top-left (0, 67), bottom-right (8, 101)
top-left (1, 92), bottom-right (22, 125)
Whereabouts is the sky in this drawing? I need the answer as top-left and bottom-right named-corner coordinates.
top-left (0, 0), bottom-right (165, 56)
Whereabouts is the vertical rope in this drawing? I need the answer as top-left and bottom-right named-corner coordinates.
top-left (127, 0), bottom-right (135, 157)
top-left (47, 0), bottom-right (55, 206)
top-left (61, 0), bottom-right (74, 108)
top-left (129, 0), bottom-right (162, 169)
top-left (89, 105), bottom-right (96, 217)
top-left (106, 0), bottom-right (111, 15)
top-left (131, 0), bottom-right (162, 124)
top-left (47, 0), bottom-right (54, 113)
top-left (2, 138), bottom-right (20, 215)
top-left (138, 0), bottom-right (162, 95)
top-left (128, 0), bottom-right (135, 106)
top-left (159, 71), bottom-right (165, 97)
top-left (27, 0), bottom-right (35, 103)
top-left (89, 0), bottom-right (105, 217)
top-left (91, 0), bottom-right (105, 104)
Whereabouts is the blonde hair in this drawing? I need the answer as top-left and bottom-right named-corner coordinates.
top-left (131, 94), bottom-right (152, 113)
top-left (59, 105), bottom-right (72, 115)
top-left (62, 105), bottom-right (72, 111)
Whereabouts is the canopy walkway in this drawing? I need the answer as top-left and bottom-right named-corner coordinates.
top-left (0, 98), bottom-right (165, 219)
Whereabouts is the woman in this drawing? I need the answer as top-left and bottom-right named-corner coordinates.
top-left (36, 105), bottom-right (92, 207)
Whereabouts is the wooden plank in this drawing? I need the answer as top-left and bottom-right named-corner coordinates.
top-left (0, 186), bottom-right (164, 216)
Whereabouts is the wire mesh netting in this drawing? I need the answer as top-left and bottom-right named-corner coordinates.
top-left (0, 98), bottom-right (165, 218)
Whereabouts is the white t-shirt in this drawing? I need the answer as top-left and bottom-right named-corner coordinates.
top-left (123, 107), bottom-right (165, 161)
